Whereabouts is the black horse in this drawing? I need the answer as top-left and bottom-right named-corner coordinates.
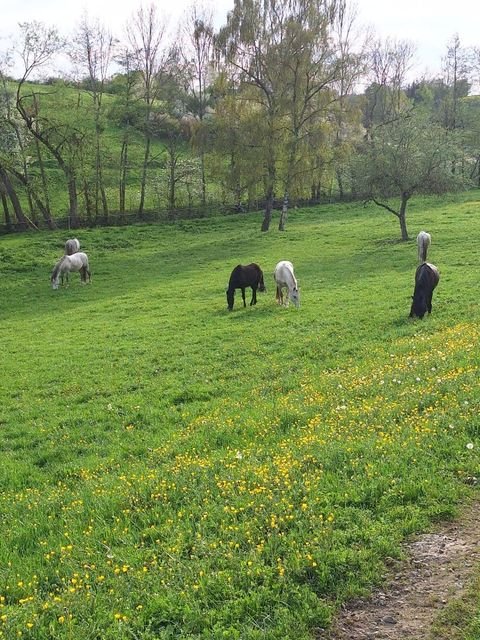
top-left (226, 263), bottom-right (266, 311)
top-left (410, 262), bottom-right (440, 319)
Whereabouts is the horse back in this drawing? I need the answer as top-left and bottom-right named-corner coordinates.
top-left (229, 263), bottom-right (263, 289)
top-left (69, 252), bottom-right (89, 269)
top-left (415, 262), bottom-right (439, 290)
top-left (274, 261), bottom-right (296, 287)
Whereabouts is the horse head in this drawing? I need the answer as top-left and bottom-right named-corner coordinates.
top-left (258, 272), bottom-right (266, 292)
top-left (290, 287), bottom-right (300, 308)
top-left (226, 287), bottom-right (235, 311)
top-left (409, 293), bottom-right (427, 319)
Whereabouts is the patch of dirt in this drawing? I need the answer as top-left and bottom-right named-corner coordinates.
top-left (322, 501), bottom-right (480, 640)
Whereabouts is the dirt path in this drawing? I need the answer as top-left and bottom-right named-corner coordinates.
top-left (323, 501), bottom-right (480, 640)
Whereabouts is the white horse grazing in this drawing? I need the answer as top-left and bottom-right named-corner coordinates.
top-left (65, 238), bottom-right (81, 255)
top-left (417, 231), bottom-right (431, 263)
top-left (51, 252), bottom-right (91, 289)
top-left (274, 260), bottom-right (299, 308)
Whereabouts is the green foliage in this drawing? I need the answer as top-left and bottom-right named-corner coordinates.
top-left (0, 193), bottom-right (480, 638)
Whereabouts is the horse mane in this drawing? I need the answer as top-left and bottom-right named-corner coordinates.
top-left (51, 255), bottom-right (67, 279)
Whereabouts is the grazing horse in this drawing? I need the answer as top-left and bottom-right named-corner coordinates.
top-left (51, 252), bottom-right (91, 290)
top-left (226, 263), bottom-right (266, 311)
top-left (274, 260), bottom-right (299, 308)
top-left (65, 238), bottom-right (81, 255)
top-left (409, 262), bottom-right (440, 319)
top-left (417, 231), bottom-right (431, 263)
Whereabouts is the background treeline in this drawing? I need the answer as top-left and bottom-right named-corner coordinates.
top-left (1, 0), bottom-right (480, 236)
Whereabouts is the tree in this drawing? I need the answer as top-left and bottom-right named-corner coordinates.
top-left (276, 0), bottom-right (342, 231)
top-left (353, 110), bottom-right (463, 240)
top-left (330, 3), bottom-right (367, 199)
top-left (13, 22), bottom-right (88, 228)
top-left (70, 15), bottom-right (116, 220)
top-left (442, 35), bottom-right (471, 132)
top-left (215, 0), bottom-right (287, 231)
top-left (127, 4), bottom-right (169, 216)
top-left (208, 73), bottom-right (265, 210)
top-left (363, 38), bottom-right (415, 134)
top-left (181, 5), bottom-right (214, 207)
top-left (109, 52), bottom-right (140, 216)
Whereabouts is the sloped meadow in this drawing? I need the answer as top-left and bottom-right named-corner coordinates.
top-left (0, 195), bottom-right (479, 639)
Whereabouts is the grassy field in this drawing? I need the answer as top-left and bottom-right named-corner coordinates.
top-left (0, 194), bottom-right (479, 639)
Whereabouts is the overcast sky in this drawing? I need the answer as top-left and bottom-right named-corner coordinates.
top-left (0, 0), bottom-right (478, 81)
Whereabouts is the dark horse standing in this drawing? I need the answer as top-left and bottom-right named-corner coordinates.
top-left (227, 263), bottom-right (266, 311)
top-left (410, 262), bottom-right (440, 319)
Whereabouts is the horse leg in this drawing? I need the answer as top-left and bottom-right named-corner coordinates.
top-left (427, 291), bottom-right (433, 313)
top-left (241, 288), bottom-right (246, 307)
top-left (250, 286), bottom-right (257, 306)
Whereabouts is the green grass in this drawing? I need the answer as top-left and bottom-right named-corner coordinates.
top-left (0, 194), bottom-right (480, 639)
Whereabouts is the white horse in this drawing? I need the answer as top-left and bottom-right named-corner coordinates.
top-left (65, 238), bottom-right (80, 255)
top-left (417, 231), bottom-right (431, 263)
top-left (51, 252), bottom-right (91, 290)
top-left (274, 260), bottom-right (299, 308)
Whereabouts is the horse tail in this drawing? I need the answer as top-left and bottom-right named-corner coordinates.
top-left (417, 231), bottom-right (431, 263)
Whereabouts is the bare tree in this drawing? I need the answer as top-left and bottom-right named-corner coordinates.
top-left (70, 15), bottom-right (116, 220)
top-left (127, 4), bottom-right (169, 216)
top-left (112, 48), bottom-right (139, 216)
top-left (364, 37), bottom-right (416, 131)
top-left (181, 4), bottom-right (214, 207)
top-left (14, 22), bottom-right (86, 228)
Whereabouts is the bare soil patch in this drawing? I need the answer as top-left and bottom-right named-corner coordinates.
top-left (322, 501), bottom-right (480, 640)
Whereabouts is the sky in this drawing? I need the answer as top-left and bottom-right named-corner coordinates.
top-left (0, 0), bottom-right (478, 81)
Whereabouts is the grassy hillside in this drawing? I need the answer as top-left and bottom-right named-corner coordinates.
top-left (7, 80), bottom-right (198, 219)
top-left (0, 194), bottom-right (479, 639)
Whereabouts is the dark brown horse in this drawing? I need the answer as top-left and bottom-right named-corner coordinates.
top-left (410, 262), bottom-right (440, 319)
top-left (226, 263), bottom-right (266, 311)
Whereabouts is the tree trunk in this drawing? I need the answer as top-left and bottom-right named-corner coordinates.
top-left (261, 159), bottom-right (276, 232)
top-left (200, 150), bottom-right (206, 207)
top-left (8, 167), bottom-right (56, 230)
top-left (119, 139), bottom-right (128, 214)
top-left (336, 169), bottom-right (344, 200)
top-left (278, 191), bottom-right (288, 231)
top-left (168, 149), bottom-right (176, 211)
top-left (399, 194), bottom-right (410, 241)
top-left (34, 136), bottom-right (53, 222)
top-left (83, 180), bottom-right (93, 223)
top-left (0, 167), bottom-right (30, 229)
top-left (95, 127), bottom-right (109, 219)
top-left (67, 171), bottom-right (80, 228)
top-left (0, 188), bottom-right (12, 231)
top-left (138, 136), bottom-right (151, 216)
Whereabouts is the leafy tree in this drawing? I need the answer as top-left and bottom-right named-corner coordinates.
top-left (353, 110), bottom-right (463, 240)
top-left (208, 73), bottom-right (265, 210)
top-left (216, 0), bottom-right (288, 231)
